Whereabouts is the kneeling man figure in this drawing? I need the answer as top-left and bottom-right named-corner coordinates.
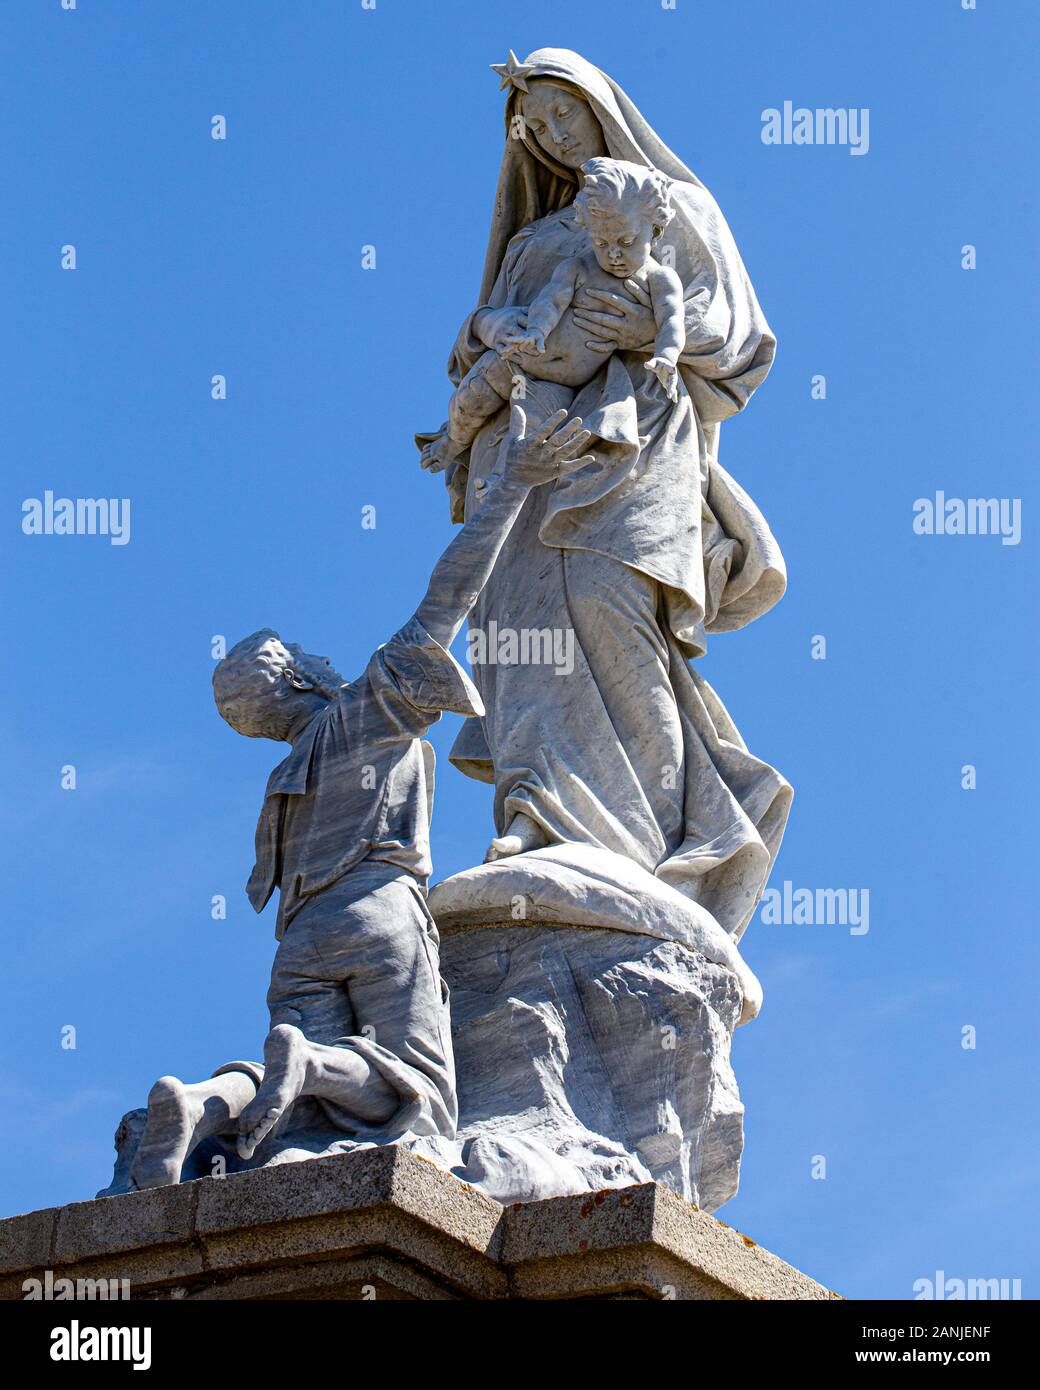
top-left (130, 406), bottom-right (591, 1188)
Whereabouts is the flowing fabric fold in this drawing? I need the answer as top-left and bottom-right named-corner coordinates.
top-left (436, 48), bottom-right (789, 941)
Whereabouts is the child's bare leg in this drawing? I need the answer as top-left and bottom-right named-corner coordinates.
top-left (448, 350), bottom-right (517, 447)
top-left (485, 810), bottom-right (549, 862)
top-left (237, 1024), bottom-right (397, 1160)
top-left (131, 1070), bottom-right (257, 1190)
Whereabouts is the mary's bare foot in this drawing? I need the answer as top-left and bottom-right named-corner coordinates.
top-left (131, 1076), bottom-right (204, 1190)
top-left (484, 811), bottom-right (549, 862)
top-left (237, 1024), bottom-right (309, 1160)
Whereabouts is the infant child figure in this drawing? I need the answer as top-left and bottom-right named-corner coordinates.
top-left (441, 157), bottom-right (686, 462)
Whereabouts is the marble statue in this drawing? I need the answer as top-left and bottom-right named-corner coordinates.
top-left (413, 47), bottom-right (792, 1208)
top-left (102, 47), bottom-right (790, 1215)
top-left (421, 48), bottom-right (789, 885)
top-left (103, 407), bottom-right (592, 1192)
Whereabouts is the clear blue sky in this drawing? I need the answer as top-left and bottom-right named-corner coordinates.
top-left (1, 1), bottom-right (1036, 1300)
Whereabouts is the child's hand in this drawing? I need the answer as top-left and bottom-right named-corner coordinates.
top-left (646, 356), bottom-right (679, 403)
top-left (503, 330), bottom-right (546, 357)
top-left (476, 305), bottom-right (528, 354)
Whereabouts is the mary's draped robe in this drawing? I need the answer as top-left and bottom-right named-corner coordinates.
top-left (439, 50), bottom-right (791, 941)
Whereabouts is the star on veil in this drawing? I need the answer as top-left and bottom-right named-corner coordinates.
top-left (490, 50), bottom-right (536, 93)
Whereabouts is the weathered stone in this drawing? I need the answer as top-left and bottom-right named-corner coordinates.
top-left (54, 1182), bottom-right (195, 1264)
top-left (427, 923), bottom-right (746, 1210)
top-left (194, 1148), bottom-right (506, 1299)
top-left (0, 1206), bottom-right (55, 1276)
top-left (94, 46), bottom-right (791, 1236)
top-left (0, 1145), bottom-right (834, 1295)
top-left (501, 1183), bottom-right (839, 1300)
top-left (0, 1149), bottom-right (834, 1302)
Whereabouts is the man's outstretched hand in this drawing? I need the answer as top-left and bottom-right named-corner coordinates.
top-left (501, 403), bottom-right (593, 487)
top-left (414, 404), bottom-right (594, 650)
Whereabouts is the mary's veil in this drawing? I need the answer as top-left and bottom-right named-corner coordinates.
top-left (480, 48), bottom-right (774, 425)
top-left (480, 49), bottom-right (707, 299)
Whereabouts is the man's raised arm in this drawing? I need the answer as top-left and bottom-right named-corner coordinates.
top-left (414, 405), bottom-right (591, 650)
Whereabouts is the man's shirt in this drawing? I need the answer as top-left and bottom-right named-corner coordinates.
top-left (246, 617), bottom-right (483, 939)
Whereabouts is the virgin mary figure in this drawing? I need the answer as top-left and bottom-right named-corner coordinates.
top-left (423, 48), bottom-right (791, 942)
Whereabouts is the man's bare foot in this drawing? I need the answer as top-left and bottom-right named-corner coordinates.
top-left (484, 811), bottom-right (549, 862)
top-left (130, 1076), bottom-right (205, 1190)
top-left (237, 1024), bottom-right (309, 1160)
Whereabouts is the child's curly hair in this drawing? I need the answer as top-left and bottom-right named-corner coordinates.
top-left (213, 628), bottom-right (293, 737)
top-left (574, 158), bottom-right (675, 239)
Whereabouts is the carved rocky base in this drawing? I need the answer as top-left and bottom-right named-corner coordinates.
top-left (421, 922), bottom-right (746, 1210)
top-left (1, 1147), bottom-right (838, 1301)
top-left (99, 849), bottom-right (758, 1211)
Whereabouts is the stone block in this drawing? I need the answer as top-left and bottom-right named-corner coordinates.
top-left (0, 1148), bottom-right (836, 1301)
